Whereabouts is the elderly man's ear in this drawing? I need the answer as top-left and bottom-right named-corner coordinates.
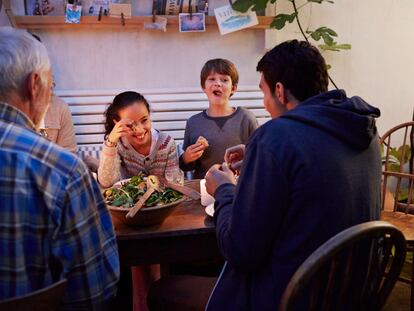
top-left (26, 71), bottom-right (44, 101)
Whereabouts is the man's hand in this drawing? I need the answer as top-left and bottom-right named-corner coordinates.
top-left (224, 144), bottom-right (245, 173)
top-left (205, 163), bottom-right (236, 196)
top-left (182, 143), bottom-right (205, 164)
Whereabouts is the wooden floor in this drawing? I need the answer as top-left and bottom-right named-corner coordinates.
top-left (384, 261), bottom-right (412, 311)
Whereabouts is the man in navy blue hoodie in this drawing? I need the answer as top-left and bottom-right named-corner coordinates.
top-left (202, 40), bottom-right (382, 310)
top-left (147, 40), bottom-right (381, 310)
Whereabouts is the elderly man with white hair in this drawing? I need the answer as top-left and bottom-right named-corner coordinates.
top-left (0, 27), bottom-right (119, 309)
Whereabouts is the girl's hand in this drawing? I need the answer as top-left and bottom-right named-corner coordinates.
top-left (182, 142), bottom-right (205, 164)
top-left (107, 119), bottom-right (133, 144)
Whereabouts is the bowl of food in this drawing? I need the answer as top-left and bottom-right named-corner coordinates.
top-left (103, 173), bottom-right (186, 227)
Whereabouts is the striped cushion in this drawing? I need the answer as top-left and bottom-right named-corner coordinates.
top-left (77, 144), bottom-right (103, 160)
top-left (77, 142), bottom-right (184, 160)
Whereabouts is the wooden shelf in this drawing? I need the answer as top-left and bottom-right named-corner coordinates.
top-left (12, 15), bottom-right (274, 30)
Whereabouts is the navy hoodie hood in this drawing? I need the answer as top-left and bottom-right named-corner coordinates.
top-left (281, 89), bottom-right (381, 150)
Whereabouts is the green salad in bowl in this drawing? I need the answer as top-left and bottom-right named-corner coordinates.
top-left (103, 173), bottom-right (185, 227)
top-left (103, 173), bottom-right (183, 208)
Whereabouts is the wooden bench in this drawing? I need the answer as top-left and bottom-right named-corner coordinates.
top-left (55, 86), bottom-right (270, 160)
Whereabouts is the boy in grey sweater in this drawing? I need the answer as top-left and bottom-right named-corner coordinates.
top-left (179, 58), bottom-right (258, 179)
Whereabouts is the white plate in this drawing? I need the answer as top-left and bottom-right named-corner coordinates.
top-left (205, 203), bottom-right (214, 217)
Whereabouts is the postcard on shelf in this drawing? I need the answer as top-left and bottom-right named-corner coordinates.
top-left (144, 16), bottom-right (168, 32)
top-left (81, 0), bottom-right (111, 16)
top-left (65, 4), bottom-right (82, 24)
top-left (109, 3), bottom-right (132, 18)
top-left (179, 13), bottom-right (206, 33)
top-left (25, 0), bottom-right (65, 16)
top-left (214, 4), bottom-right (258, 35)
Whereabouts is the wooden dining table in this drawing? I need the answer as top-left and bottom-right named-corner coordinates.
top-left (111, 179), bottom-right (222, 267)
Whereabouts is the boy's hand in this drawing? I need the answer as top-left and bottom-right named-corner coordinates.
top-left (182, 143), bottom-right (205, 164)
top-left (205, 163), bottom-right (236, 196)
top-left (224, 144), bottom-right (245, 173)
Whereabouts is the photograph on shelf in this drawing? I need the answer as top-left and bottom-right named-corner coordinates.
top-left (214, 4), bottom-right (258, 35)
top-left (65, 3), bottom-right (82, 23)
top-left (179, 13), bottom-right (205, 33)
top-left (25, 0), bottom-right (65, 16)
top-left (81, 0), bottom-right (110, 16)
top-left (109, 2), bottom-right (132, 18)
top-left (144, 16), bottom-right (168, 32)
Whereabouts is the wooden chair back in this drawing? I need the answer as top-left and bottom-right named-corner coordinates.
top-left (279, 221), bottom-right (406, 311)
top-left (0, 279), bottom-right (67, 311)
top-left (380, 121), bottom-right (414, 214)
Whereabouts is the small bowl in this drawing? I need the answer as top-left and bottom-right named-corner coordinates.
top-left (108, 196), bottom-right (187, 227)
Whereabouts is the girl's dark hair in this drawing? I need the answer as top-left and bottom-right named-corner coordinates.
top-left (257, 40), bottom-right (329, 102)
top-left (104, 91), bottom-right (150, 138)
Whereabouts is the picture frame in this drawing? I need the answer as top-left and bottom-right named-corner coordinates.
top-left (24, 0), bottom-right (65, 16)
top-left (214, 4), bottom-right (258, 35)
top-left (65, 3), bottom-right (82, 23)
top-left (179, 13), bottom-right (205, 33)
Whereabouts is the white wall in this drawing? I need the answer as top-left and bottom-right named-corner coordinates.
top-left (1, 0), bottom-right (413, 134)
top-left (268, 0), bottom-right (414, 134)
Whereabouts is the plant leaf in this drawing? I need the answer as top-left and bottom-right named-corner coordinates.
top-left (232, 0), bottom-right (254, 13)
top-left (251, 0), bottom-right (269, 11)
top-left (396, 145), bottom-right (411, 164)
top-left (321, 33), bottom-right (334, 45)
top-left (334, 43), bottom-right (352, 50)
top-left (308, 0), bottom-right (334, 3)
top-left (319, 42), bottom-right (351, 51)
top-left (271, 13), bottom-right (297, 30)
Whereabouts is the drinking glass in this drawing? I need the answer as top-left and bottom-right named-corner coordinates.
top-left (165, 168), bottom-right (185, 185)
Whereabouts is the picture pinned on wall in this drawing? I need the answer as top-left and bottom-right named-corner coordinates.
top-left (81, 0), bottom-right (110, 16)
top-left (65, 3), bottom-right (82, 23)
top-left (214, 4), bottom-right (258, 35)
top-left (25, 0), bottom-right (65, 16)
top-left (179, 13), bottom-right (205, 33)
top-left (109, 3), bottom-right (132, 19)
top-left (144, 16), bottom-right (168, 32)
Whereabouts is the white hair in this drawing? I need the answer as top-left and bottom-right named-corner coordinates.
top-left (0, 26), bottom-right (51, 100)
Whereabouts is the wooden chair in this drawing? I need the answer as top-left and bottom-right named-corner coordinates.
top-left (381, 121), bottom-right (414, 214)
top-left (0, 279), bottom-right (67, 311)
top-left (279, 221), bottom-right (406, 311)
top-left (380, 121), bottom-right (414, 310)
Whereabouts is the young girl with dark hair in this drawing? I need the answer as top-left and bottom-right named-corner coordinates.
top-left (98, 91), bottom-right (180, 188)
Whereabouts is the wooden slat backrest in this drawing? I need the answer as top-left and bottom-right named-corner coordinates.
top-left (380, 121), bottom-right (414, 214)
top-left (55, 87), bottom-right (270, 159)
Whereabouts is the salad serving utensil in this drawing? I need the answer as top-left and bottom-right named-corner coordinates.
top-left (163, 181), bottom-right (200, 200)
top-left (126, 175), bottom-right (160, 218)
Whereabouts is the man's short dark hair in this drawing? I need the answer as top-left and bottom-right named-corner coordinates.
top-left (257, 40), bottom-right (329, 102)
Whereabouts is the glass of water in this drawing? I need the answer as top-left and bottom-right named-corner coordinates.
top-left (165, 168), bottom-right (185, 185)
